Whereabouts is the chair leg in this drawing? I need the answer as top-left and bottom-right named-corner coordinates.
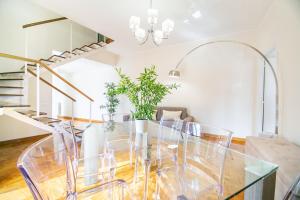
top-left (143, 159), bottom-right (151, 200)
top-left (154, 173), bottom-right (161, 200)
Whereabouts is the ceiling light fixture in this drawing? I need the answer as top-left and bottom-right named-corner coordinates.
top-left (129, 0), bottom-right (174, 46)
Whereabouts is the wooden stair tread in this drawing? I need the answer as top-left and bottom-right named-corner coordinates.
top-left (0, 94), bottom-right (23, 96)
top-left (72, 48), bottom-right (86, 55)
top-left (48, 55), bottom-right (66, 62)
top-left (34, 117), bottom-right (61, 124)
top-left (0, 71), bottom-right (24, 75)
top-left (0, 78), bottom-right (23, 81)
top-left (39, 59), bottom-right (54, 65)
top-left (81, 45), bottom-right (93, 51)
top-left (17, 110), bottom-right (47, 117)
top-left (61, 51), bottom-right (76, 58)
top-left (88, 43), bottom-right (102, 48)
top-left (20, 64), bottom-right (37, 70)
top-left (0, 86), bottom-right (23, 89)
top-left (0, 102), bottom-right (30, 108)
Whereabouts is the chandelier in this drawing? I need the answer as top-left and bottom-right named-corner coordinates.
top-left (129, 0), bottom-right (174, 46)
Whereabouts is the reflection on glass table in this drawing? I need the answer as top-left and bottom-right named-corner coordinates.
top-left (79, 120), bottom-right (278, 200)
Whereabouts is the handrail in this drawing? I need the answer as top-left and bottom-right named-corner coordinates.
top-left (0, 53), bottom-right (94, 102)
top-left (27, 68), bottom-right (76, 102)
top-left (23, 17), bottom-right (67, 29)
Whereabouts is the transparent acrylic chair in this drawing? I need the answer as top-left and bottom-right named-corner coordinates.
top-left (155, 123), bottom-right (230, 200)
top-left (184, 122), bottom-right (233, 148)
top-left (156, 118), bottom-right (184, 168)
top-left (17, 133), bottom-right (132, 200)
top-left (53, 122), bottom-right (121, 190)
top-left (132, 118), bottom-right (183, 200)
top-left (105, 138), bottom-right (134, 168)
top-left (102, 113), bottom-right (133, 141)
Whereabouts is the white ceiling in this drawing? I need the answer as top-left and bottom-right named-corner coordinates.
top-left (32, 0), bottom-right (274, 53)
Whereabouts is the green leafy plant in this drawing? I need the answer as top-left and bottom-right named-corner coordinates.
top-left (116, 65), bottom-right (178, 120)
top-left (100, 82), bottom-right (120, 114)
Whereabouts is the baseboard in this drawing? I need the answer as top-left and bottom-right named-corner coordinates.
top-left (232, 137), bottom-right (246, 145)
top-left (58, 116), bottom-right (102, 123)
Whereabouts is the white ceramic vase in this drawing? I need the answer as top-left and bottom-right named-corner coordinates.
top-left (135, 120), bottom-right (148, 147)
top-left (135, 119), bottom-right (148, 133)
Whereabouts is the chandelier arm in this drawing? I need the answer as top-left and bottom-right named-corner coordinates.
top-left (151, 31), bottom-right (160, 46)
top-left (138, 30), bottom-right (150, 45)
top-left (130, 0), bottom-right (173, 45)
top-left (171, 40), bottom-right (279, 135)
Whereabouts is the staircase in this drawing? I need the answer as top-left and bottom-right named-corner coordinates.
top-left (0, 70), bottom-right (28, 108)
top-left (21, 41), bottom-right (108, 70)
top-left (0, 41), bottom-right (105, 136)
top-left (0, 17), bottom-right (110, 140)
top-left (0, 70), bottom-right (70, 133)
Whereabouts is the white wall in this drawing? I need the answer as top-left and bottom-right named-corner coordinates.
top-left (26, 21), bottom-right (97, 117)
top-left (0, 0), bottom-right (97, 71)
top-left (26, 20), bottom-right (97, 60)
top-left (0, 115), bottom-right (47, 141)
top-left (0, 0), bottom-right (59, 71)
top-left (255, 0), bottom-right (300, 145)
top-left (116, 0), bottom-right (300, 144)
top-left (0, 0), bottom-right (97, 110)
top-left (117, 31), bottom-right (263, 138)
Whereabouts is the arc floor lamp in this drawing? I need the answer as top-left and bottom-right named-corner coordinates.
top-left (168, 40), bottom-right (279, 135)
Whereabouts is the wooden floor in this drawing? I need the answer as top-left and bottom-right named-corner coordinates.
top-left (0, 134), bottom-right (49, 200)
top-left (0, 133), bottom-right (245, 200)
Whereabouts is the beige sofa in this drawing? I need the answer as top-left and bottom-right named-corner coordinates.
top-left (123, 106), bottom-right (194, 122)
top-left (154, 106), bottom-right (194, 122)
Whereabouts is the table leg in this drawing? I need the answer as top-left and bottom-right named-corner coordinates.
top-left (262, 171), bottom-right (276, 200)
top-left (143, 159), bottom-right (151, 200)
top-left (244, 170), bottom-right (277, 200)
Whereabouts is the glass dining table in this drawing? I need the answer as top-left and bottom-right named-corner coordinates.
top-left (78, 120), bottom-right (278, 200)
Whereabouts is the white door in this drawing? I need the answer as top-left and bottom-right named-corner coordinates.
top-left (261, 52), bottom-right (277, 134)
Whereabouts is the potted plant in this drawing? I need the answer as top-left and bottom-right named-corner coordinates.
top-left (116, 65), bottom-right (178, 134)
top-left (100, 82), bottom-right (120, 121)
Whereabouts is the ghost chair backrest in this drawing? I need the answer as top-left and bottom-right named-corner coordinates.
top-left (17, 133), bottom-right (76, 200)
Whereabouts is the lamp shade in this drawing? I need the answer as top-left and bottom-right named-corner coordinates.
top-left (147, 8), bottom-right (158, 24)
top-left (168, 69), bottom-right (180, 78)
top-left (135, 28), bottom-right (146, 42)
top-left (162, 19), bottom-right (174, 36)
top-left (129, 16), bottom-right (140, 31)
top-left (154, 30), bottom-right (163, 44)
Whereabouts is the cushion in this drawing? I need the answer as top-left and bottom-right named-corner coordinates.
top-left (156, 107), bottom-right (188, 121)
top-left (161, 110), bottom-right (182, 121)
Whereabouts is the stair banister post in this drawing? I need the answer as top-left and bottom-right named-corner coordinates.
top-left (36, 63), bottom-right (40, 118)
top-left (71, 101), bottom-right (74, 122)
top-left (70, 22), bottom-right (73, 52)
top-left (24, 29), bottom-right (28, 105)
top-left (89, 101), bottom-right (92, 123)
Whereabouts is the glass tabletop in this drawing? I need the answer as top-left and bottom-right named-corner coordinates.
top-left (79, 120), bottom-right (278, 199)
